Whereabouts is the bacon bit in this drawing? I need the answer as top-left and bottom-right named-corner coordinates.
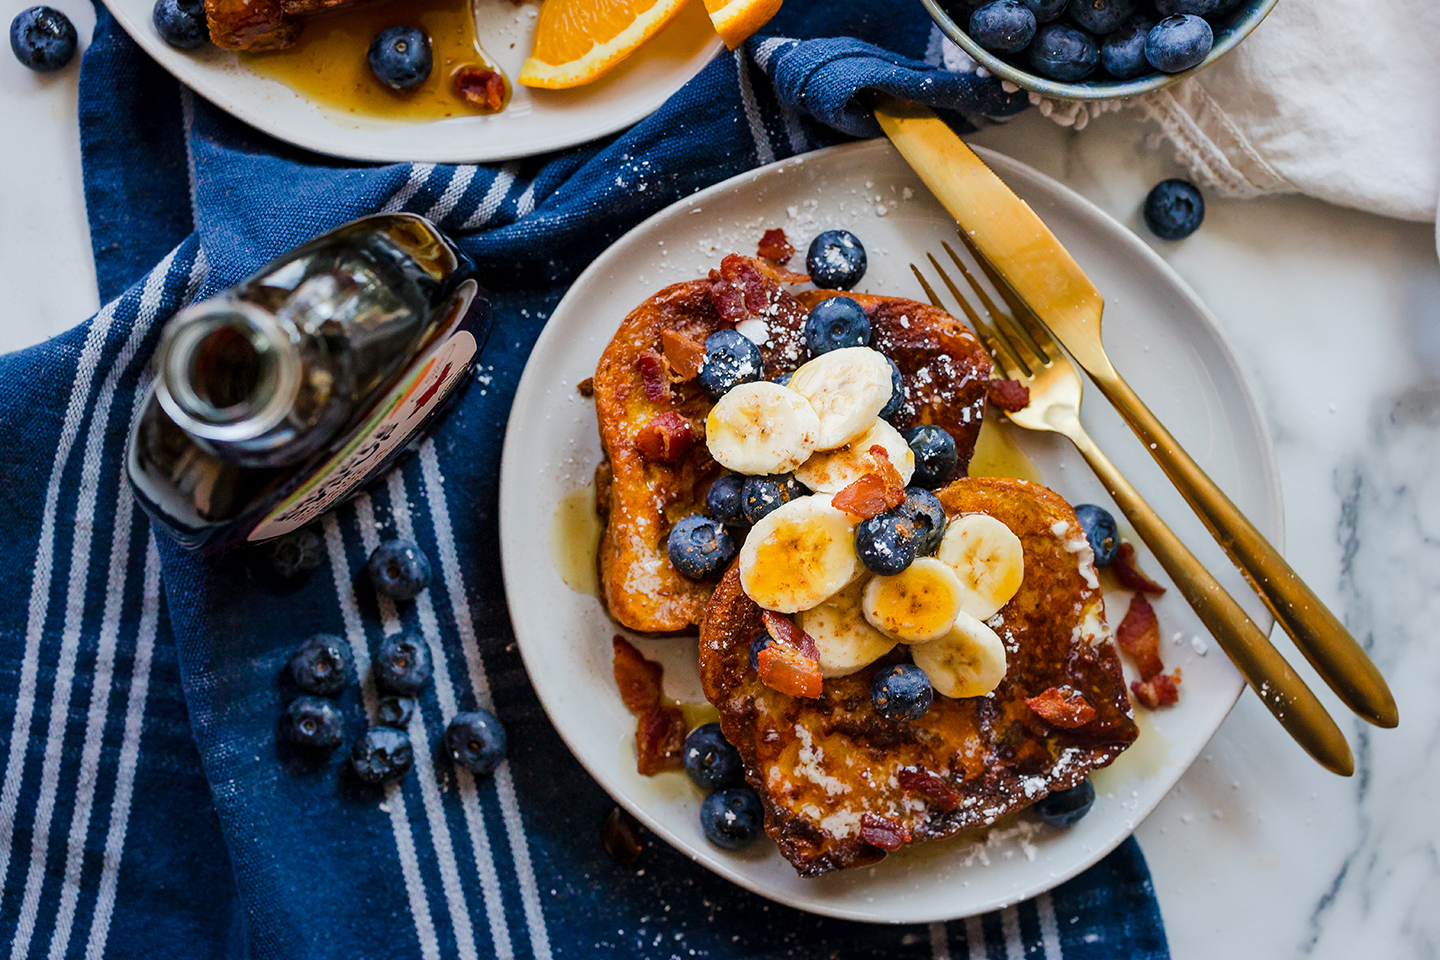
top-left (708, 272), bottom-right (748, 325)
top-left (1131, 671), bottom-right (1181, 709)
top-left (756, 642), bottom-right (822, 699)
top-left (728, 255), bottom-right (772, 313)
top-left (635, 350), bottom-right (671, 402)
top-left (868, 446), bottom-right (909, 506)
top-left (987, 378), bottom-right (1030, 412)
top-left (757, 228), bottom-right (795, 265)
top-left (612, 635), bottom-right (663, 714)
top-left (896, 767), bottom-right (960, 811)
top-left (859, 813), bottom-right (912, 851)
top-left (832, 473), bottom-right (893, 520)
top-left (576, 377), bottom-right (595, 397)
top-left (635, 704), bottom-right (686, 775)
top-left (1025, 685), bottom-right (1098, 728)
top-left (1116, 594), bottom-right (1165, 680)
top-left (635, 412), bottom-right (694, 464)
top-left (752, 259), bottom-right (811, 285)
top-left (1113, 542), bottom-right (1167, 595)
top-left (660, 330), bottom-right (706, 382)
top-left (454, 66), bottom-right (506, 112)
top-left (613, 637), bottom-right (688, 774)
top-left (761, 610), bottom-right (819, 661)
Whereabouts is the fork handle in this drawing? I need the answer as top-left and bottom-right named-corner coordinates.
top-left (1066, 427), bottom-right (1355, 775)
top-left (1090, 368), bottom-right (1398, 729)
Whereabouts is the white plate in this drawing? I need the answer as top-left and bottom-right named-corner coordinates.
top-left (499, 139), bottom-right (1282, 923)
top-left (106, 0), bottom-right (722, 163)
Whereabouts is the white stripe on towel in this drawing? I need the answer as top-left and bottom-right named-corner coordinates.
top-left (734, 48), bottom-right (775, 165)
top-left (426, 166), bottom-right (479, 226)
top-left (462, 163), bottom-right (519, 229)
top-left (930, 921), bottom-right (953, 960)
top-left (383, 163), bottom-right (439, 215)
top-left (1001, 906), bottom-right (1025, 960)
top-left (1037, 892), bottom-right (1064, 959)
top-left (965, 914), bottom-right (988, 960)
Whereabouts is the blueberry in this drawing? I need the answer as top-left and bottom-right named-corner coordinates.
top-left (969, 0), bottom-right (1036, 53)
top-left (805, 230), bottom-right (867, 290)
top-left (1145, 14), bottom-right (1212, 74)
top-left (1029, 22), bottom-right (1100, 81)
top-left (152, 0), bottom-right (208, 49)
top-left (1142, 178), bottom-right (1205, 240)
top-left (1066, 0), bottom-right (1133, 36)
top-left (741, 473), bottom-right (804, 524)
top-left (773, 371), bottom-right (794, 387)
top-left (1099, 16), bottom-right (1153, 79)
top-left (683, 723), bottom-right (743, 790)
top-left (871, 664), bottom-right (934, 721)
top-left (699, 787), bottom-right (764, 850)
top-left (900, 488), bottom-right (947, 555)
top-left (1073, 503), bottom-right (1119, 567)
top-left (705, 475), bottom-right (748, 527)
top-left (698, 329), bottom-right (763, 399)
top-left (367, 25), bottom-right (431, 91)
top-left (374, 631), bottom-right (432, 696)
top-left (904, 425), bottom-right (960, 490)
top-left (1034, 779), bottom-right (1095, 827)
top-left (748, 633), bottom-right (771, 672)
top-left (666, 515), bottom-right (736, 579)
top-left (1020, 0), bottom-right (1067, 22)
top-left (288, 634), bottom-right (353, 697)
top-left (445, 709), bottom-right (507, 777)
top-left (284, 696), bottom-right (345, 751)
top-left (375, 696), bottom-right (416, 729)
top-left (855, 509), bottom-right (920, 576)
top-left (10, 6), bottom-right (76, 71)
top-left (351, 726), bottom-right (414, 784)
top-left (879, 357), bottom-right (905, 421)
top-left (366, 538), bottom-right (432, 601)
top-left (804, 297), bottom-right (871, 355)
top-left (262, 526), bottom-right (324, 580)
top-left (1155, 0), bottom-right (1240, 14)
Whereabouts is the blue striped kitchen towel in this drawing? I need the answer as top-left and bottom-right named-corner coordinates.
top-left (0, 1), bottom-right (1171, 957)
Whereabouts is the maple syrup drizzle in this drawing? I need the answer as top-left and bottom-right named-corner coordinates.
top-left (968, 416), bottom-right (1042, 483)
top-left (551, 482), bottom-right (603, 595)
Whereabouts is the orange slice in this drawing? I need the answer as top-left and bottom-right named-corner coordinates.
top-left (518, 0), bottom-right (690, 89)
top-left (702, 0), bottom-right (782, 48)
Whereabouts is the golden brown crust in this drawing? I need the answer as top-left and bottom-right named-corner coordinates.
top-left (204, 0), bottom-right (301, 50)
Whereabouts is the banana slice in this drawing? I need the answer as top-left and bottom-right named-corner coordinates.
top-left (740, 494), bottom-right (859, 613)
top-left (798, 578), bottom-right (898, 677)
top-left (861, 558), bottom-right (965, 643)
top-left (705, 381), bottom-right (821, 475)
top-left (912, 612), bottom-right (1008, 698)
top-left (792, 419), bottom-right (915, 493)
top-left (787, 347), bottom-right (895, 450)
top-left (937, 514), bottom-right (1025, 620)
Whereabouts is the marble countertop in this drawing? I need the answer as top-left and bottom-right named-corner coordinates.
top-left (3, 24), bottom-right (1436, 958)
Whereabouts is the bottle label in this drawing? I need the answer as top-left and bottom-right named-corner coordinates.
top-left (247, 329), bottom-right (478, 541)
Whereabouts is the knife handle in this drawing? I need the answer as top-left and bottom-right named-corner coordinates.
top-left (1092, 366), bottom-right (1398, 729)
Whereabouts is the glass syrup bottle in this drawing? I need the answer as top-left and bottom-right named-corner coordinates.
top-left (127, 213), bottom-right (489, 551)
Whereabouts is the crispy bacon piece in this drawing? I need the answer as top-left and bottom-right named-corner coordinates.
top-left (708, 254), bottom-right (802, 325)
top-left (754, 260), bottom-right (810, 284)
top-left (1113, 542), bottom-right (1167, 595)
top-left (635, 412), bottom-right (694, 464)
top-left (1025, 685), bottom-right (1098, 728)
top-left (613, 636), bottom-right (687, 774)
top-left (757, 228), bottom-right (795, 265)
top-left (576, 377), bottom-right (595, 397)
top-left (987, 378), bottom-right (1030, 412)
top-left (833, 473), bottom-right (893, 520)
top-left (1116, 594), bottom-right (1164, 681)
top-left (660, 330), bottom-right (706, 382)
top-left (859, 813), bottom-right (912, 851)
top-left (454, 67), bottom-right (506, 112)
top-left (761, 610), bottom-right (819, 661)
top-left (757, 611), bottom-right (822, 699)
top-left (1131, 671), bottom-right (1181, 709)
top-left (613, 635), bottom-right (663, 713)
top-left (896, 767), bottom-right (961, 812)
top-left (635, 350), bottom-right (671, 402)
top-left (636, 705), bottom-right (686, 775)
top-left (868, 446), bottom-right (909, 505)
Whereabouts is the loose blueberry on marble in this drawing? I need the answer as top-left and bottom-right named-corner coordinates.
top-left (288, 634), bottom-right (353, 697)
top-left (284, 696), bottom-right (345, 751)
top-left (1029, 22), bottom-right (1100, 81)
top-left (698, 329), bottom-right (763, 399)
top-left (351, 726), bottom-right (414, 784)
top-left (855, 509), bottom-right (920, 576)
top-left (705, 475), bottom-right (748, 527)
top-left (152, 0), bottom-right (209, 49)
top-left (10, 6), bottom-right (76, 71)
top-left (748, 633), bottom-right (771, 672)
top-left (1099, 16), bottom-right (1154, 79)
top-left (1034, 778), bottom-right (1096, 827)
top-left (740, 473), bottom-right (804, 524)
top-left (699, 787), bottom-right (764, 850)
top-left (375, 696), bottom-right (416, 729)
top-left (969, 0), bottom-right (1036, 54)
top-left (445, 709), bottom-right (507, 777)
top-left (880, 356), bottom-right (906, 421)
top-left (1074, 503), bottom-right (1119, 567)
top-left (683, 723), bottom-right (743, 791)
top-left (367, 25), bottom-right (432, 90)
top-left (804, 296), bottom-right (871, 355)
top-left (1019, 0), bottom-right (1067, 23)
top-left (1143, 178), bottom-right (1205, 240)
top-left (805, 230), bottom-right (867, 290)
top-left (373, 631), bottom-right (432, 696)
top-left (263, 525), bottom-right (324, 580)
top-left (904, 425), bottom-right (960, 490)
top-left (1145, 14), bottom-right (1212, 74)
top-left (366, 538), bottom-right (432, 601)
top-left (666, 515), bottom-right (736, 579)
top-left (900, 488), bottom-right (948, 555)
top-left (871, 664), bottom-right (934, 721)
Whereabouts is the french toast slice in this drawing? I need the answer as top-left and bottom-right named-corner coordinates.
top-left (593, 260), bottom-right (993, 634)
top-left (697, 477), bottom-right (1139, 877)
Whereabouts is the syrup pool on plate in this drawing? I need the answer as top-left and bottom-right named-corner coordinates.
top-left (550, 481), bottom-right (603, 595)
top-left (967, 416), bottom-right (1042, 483)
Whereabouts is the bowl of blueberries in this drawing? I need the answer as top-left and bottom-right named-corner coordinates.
top-left (925, 0), bottom-right (1278, 101)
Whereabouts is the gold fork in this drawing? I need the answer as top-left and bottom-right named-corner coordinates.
top-left (912, 239), bottom-right (1354, 776)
